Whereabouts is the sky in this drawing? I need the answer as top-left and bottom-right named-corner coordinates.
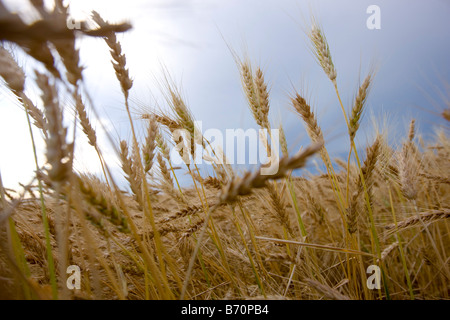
top-left (0, 0), bottom-right (449, 191)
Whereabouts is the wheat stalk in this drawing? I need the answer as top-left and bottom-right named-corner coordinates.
top-left (181, 142), bottom-right (321, 298)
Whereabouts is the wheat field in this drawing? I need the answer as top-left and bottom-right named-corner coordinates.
top-left (0, 1), bottom-right (449, 300)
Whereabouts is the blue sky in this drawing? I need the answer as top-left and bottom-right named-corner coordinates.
top-left (0, 0), bottom-right (449, 189)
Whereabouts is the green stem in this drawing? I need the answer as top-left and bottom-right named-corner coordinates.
top-left (22, 94), bottom-right (58, 300)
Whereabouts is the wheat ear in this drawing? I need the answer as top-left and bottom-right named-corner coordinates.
top-left (292, 93), bottom-right (323, 143)
top-left (220, 142), bottom-right (322, 203)
top-left (384, 209), bottom-right (450, 236)
top-left (408, 119), bottom-right (416, 142)
top-left (155, 125), bottom-right (171, 161)
top-left (266, 182), bottom-right (293, 235)
top-left (77, 174), bottom-right (129, 233)
top-left (143, 116), bottom-right (157, 174)
top-left (308, 20), bottom-right (337, 82)
top-left (397, 142), bottom-right (418, 200)
top-left (74, 93), bottom-right (97, 147)
top-left (50, 2), bottom-right (83, 86)
top-left (0, 47), bottom-right (48, 137)
top-left (35, 71), bottom-right (73, 184)
top-left (239, 61), bottom-right (270, 129)
top-left (0, 46), bottom-right (25, 93)
top-left (119, 140), bottom-right (142, 206)
top-left (92, 11), bottom-right (133, 99)
top-left (156, 153), bottom-right (186, 205)
top-left (278, 123), bottom-right (289, 157)
top-left (442, 108), bottom-right (450, 122)
top-left (347, 136), bottom-right (381, 234)
top-left (254, 67), bottom-right (271, 129)
top-left (349, 72), bottom-right (373, 142)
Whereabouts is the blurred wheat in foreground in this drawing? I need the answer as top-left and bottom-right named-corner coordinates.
top-left (0, 1), bottom-right (449, 300)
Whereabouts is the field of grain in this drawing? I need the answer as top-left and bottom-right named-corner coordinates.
top-left (0, 1), bottom-right (449, 300)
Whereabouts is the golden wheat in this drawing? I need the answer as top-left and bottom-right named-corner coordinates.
top-left (0, 1), bottom-right (448, 301)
